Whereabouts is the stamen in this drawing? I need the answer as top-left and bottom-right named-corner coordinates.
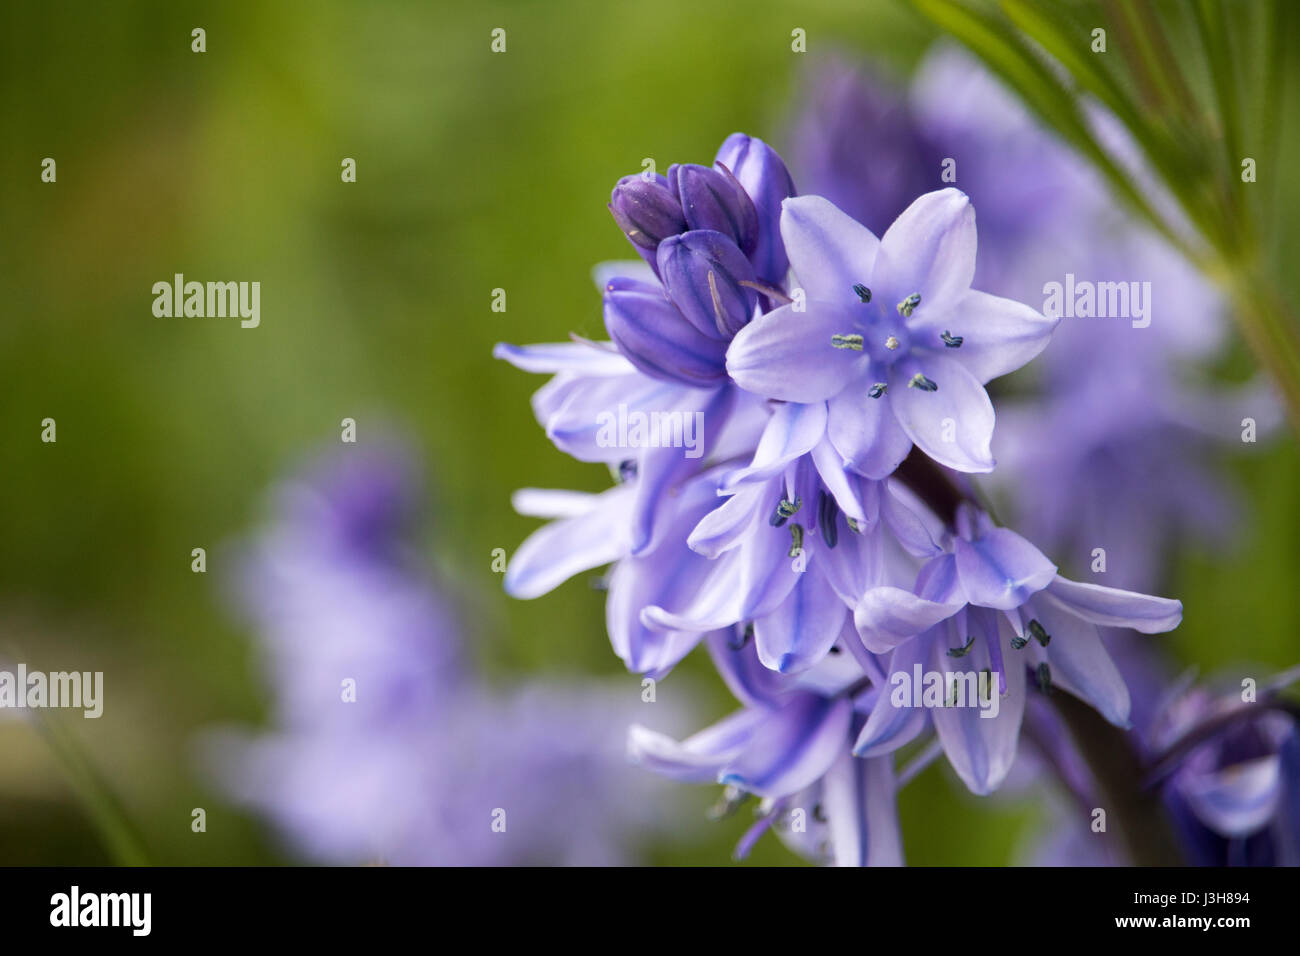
top-left (852, 283), bottom-right (872, 303)
top-left (1035, 662), bottom-right (1053, 695)
top-left (831, 333), bottom-right (864, 351)
top-left (868, 382), bottom-right (887, 399)
top-left (884, 335), bottom-right (900, 350)
top-left (770, 495), bottom-right (802, 527)
top-left (907, 372), bottom-right (938, 392)
top-left (897, 292), bottom-right (921, 317)
top-left (1027, 619), bottom-right (1052, 647)
top-left (1010, 634), bottom-right (1029, 650)
top-left (940, 330), bottom-right (963, 348)
top-left (846, 516), bottom-right (864, 534)
top-left (817, 491), bottom-right (839, 549)
top-left (788, 524), bottom-right (804, 557)
top-left (947, 635), bottom-right (976, 658)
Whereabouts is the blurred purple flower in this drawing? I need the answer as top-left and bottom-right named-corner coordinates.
top-left (204, 443), bottom-right (684, 865)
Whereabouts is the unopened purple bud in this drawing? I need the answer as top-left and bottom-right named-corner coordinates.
top-left (603, 277), bottom-right (729, 386)
top-left (714, 133), bottom-right (796, 284)
top-left (609, 174), bottom-right (686, 257)
top-left (676, 164), bottom-right (759, 256)
top-left (656, 230), bottom-right (759, 340)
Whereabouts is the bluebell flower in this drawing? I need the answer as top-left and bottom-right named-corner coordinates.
top-left (852, 504), bottom-right (1182, 794)
top-left (629, 630), bottom-right (903, 865)
top-left (726, 191), bottom-right (1058, 474)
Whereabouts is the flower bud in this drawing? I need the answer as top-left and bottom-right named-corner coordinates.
top-left (714, 133), bottom-right (796, 283)
top-left (608, 174), bottom-right (686, 268)
top-left (675, 164), bottom-right (759, 256)
top-left (603, 277), bottom-right (728, 386)
top-left (656, 230), bottom-right (759, 340)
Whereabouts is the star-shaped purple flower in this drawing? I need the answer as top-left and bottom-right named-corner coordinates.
top-left (726, 190), bottom-right (1058, 474)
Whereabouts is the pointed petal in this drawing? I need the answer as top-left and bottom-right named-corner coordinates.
top-left (754, 569), bottom-right (851, 673)
top-left (687, 481), bottom-right (765, 558)
top-left (880, 481), bottom-right (943, 557)
top-left (810, 438), bottom-right (868, 523)
top-left (914, 288), bottom-right (1057, 385)
top-left (1044, 576), bottom-right (1183, 633)
top-left (875, 188), bottom-right (974, 314)
top-left (504, 488), bottom-right (631, 598)
top-left (826, 388), bottom-right (914, 479)
top-left (510, 487), bottom-right (602, 519)
top-left (888, 354), bottom-right (995, 473)
top-left (628, 709), bottom-right (763, 782)
top-left (779, 195), bottom-right (880, 306)
top-left (721, 694), bottom-right (852, 798)
top-left (493, 340), bottom-right (633, 375)
top-left (714, 133), bottom-right (797, 283)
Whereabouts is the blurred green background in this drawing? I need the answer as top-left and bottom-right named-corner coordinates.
top-left (1, 0), bottom-right (1297, 866)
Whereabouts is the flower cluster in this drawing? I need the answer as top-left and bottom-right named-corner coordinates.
top-left (499, 125), bottom-right (1184, 863)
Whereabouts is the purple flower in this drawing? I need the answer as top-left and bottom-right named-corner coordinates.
top-left (852, 504), bottom-right (1182, 794)
top-left (630, 630), bottom-right (903, 866)
top-left (726, 191), bottom-right (1057, 474)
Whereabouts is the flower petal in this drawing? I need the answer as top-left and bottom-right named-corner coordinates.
top-left (821, 749), bottom-right (904, 866)
top-left (914, 288), bottom-right (1057, 385)
top-left (953, 528), bottom-right (1056, 610)
top-left (826, 387), bottom-right (914, 479)
top-left (854, 635), bottom-right (932, 756)
top-left (754, 569), bottom-right (851, 673)
top-left (628, 709), bottom-right (764, 782)
top-left (493, 340), bottom-right (633, 376)
top-left (1031, 596), bottom-right (1131, 727)
top-left (727, 302), bottom-right (866, 403)
top-left (721, 400), bottom-right (828, 490)
top-left (504, 486), bottom-right (632, 599)
top-left (720, 693), bottom-right (852, 798)
top-left (875, 188), bottom-right (974, 314)
top-left (1044, 576), bottom-right (1183, 633)
top-left (714, 133), bottom-right (797, 283)
top-left (929, 619), bottom-right (1025, 795)
top-left (779, 195), bottom-right (881, 306)
top-left (888, 354), bottom-right (995, 473)
top-left (854, 586), bottom-right (963, 654)
top-left (603, 280), bottom-right (729, 386)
